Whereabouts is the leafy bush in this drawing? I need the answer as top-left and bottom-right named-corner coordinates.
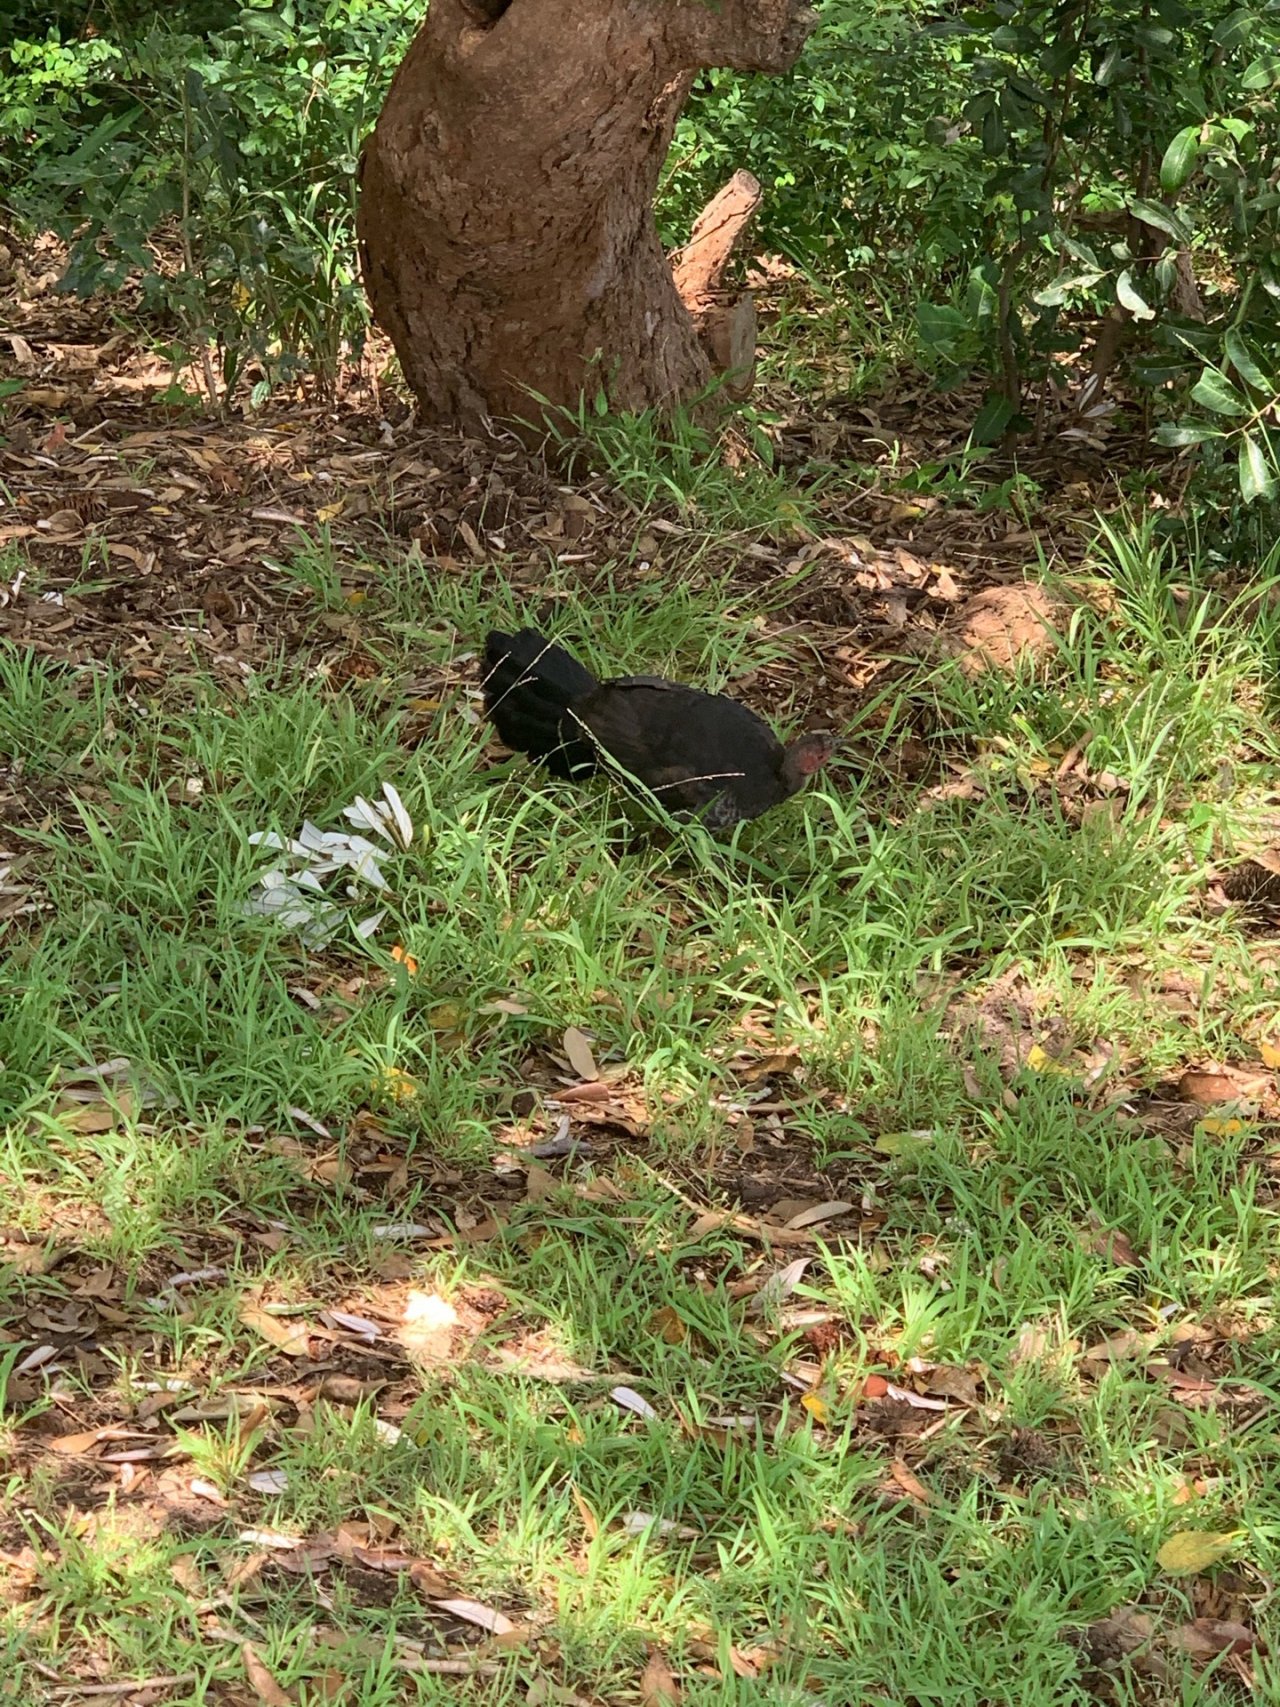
top-left (674, 0), bottom-right (1280, 528)
top-left (905, 1), bottom-right (1280, 497)
top-left (4, 0), bottom-right (1278, 540)
top-left (667, 0), bottom-right (968, 273)
top-left (1, 0), bottom-right (417, 402)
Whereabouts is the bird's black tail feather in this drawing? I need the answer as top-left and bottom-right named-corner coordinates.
top-left (482, 628), bottom-right (598, 777)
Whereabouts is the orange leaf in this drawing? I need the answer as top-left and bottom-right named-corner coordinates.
top-left (570, 1482), bottom-right (599, 1541)
top-left (48, 1429), bottom-right (105, 1456)
top-left (888, 1458), bottom-right (933, 1504)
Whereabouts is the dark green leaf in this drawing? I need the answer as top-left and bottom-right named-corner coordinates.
top-left (1160, 127), bottom-right (1201, 194)
top-left (1239, 433), bottom-right (1275, 503)
top-left (1212, 8), bottom-right (1255, 50)
top-left (1095, 42), bottom-right (1124, 85)
top-left (917, 303), bottom-right (970, 348)
top-left (1224, 329), bottom-right (1272, 393)
top-left (1241, 53), bottom-right (1280, 90)
top-left (1154, 422), bottom-right (1223, 446)
top-left (1190, 368), bottom-right (1249, 417)
top-left (972, 392), bottom-right (1016, 444)
top-left (1127, 198), bottom-right (1193, 243)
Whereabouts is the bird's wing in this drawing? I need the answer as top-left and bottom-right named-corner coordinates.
top-left (575, 683), bottom-right (780, 814)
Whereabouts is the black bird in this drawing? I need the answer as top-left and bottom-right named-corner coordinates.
top-left (482, 627), bottom-right (835, 831)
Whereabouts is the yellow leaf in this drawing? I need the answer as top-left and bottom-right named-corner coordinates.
top-left (1025, 1044), bottom-right (1072, 1076)
top-left (1260, 1041), bottom-right (1280, 1069)
top-left (316, 500), bottom-right (345, 525)
top-left (801, 1391), bottom-right (830, 1426)
top-left (1198, 1116), bottom-right (1246, 1137)
top-left (1156, 1529), bottom-right (1243, 1574)
top-left (374, 1066), bottom-right (419, 1102)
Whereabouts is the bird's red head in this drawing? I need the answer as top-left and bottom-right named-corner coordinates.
top-left (781, 732), bottom-right (838, 793)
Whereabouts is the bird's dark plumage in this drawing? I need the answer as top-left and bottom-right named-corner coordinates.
top-left (482, 627), bottom-right (834, 830)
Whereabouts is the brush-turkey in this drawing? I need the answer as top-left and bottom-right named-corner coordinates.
top-left (482, 627), bottom-right (835, 831)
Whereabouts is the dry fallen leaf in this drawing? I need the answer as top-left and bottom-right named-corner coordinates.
top-left (54, 1090), bottom-right (135, 1132)
top-left (884, 1383), bottom-right (948, 1411)
top-left (1167, 1618), bottom-right (1257, 1662)
top-left (888, 1458), bottom-right (933, 1504)
top-left (785, 1199), bottom-right (853, 1230)
top-left (1, 1236), bottom-right (52, 1275)
top-left (1080, 1329), bottom-right (1155, 1365)
top-left (1088, 1226), bottom-right (1140, 1267)
top-left (1178, 1068), bottom-right (1267, 1108)
top-left (1084, 1606), bottom-right (1169, 1681)
top-left (47, 1428), bottom-right (111, 1456)
top-left (562, 1026), bottom-right (599, 1082)
top-left (430, 1595), bottom-right (516, 1635)
top-left (612, 1386), bottom-right (659, 1421)
top-left (408, 1559), bottom-right (452, 1597)
top-left (570, 1482), bottom-right (600, 1541)
top-left (1009, 1322), bottom-right (1049, 1366)
top-left (737, 1048), bottom-right (801, 1083)
top-left (242, 1640), bottom-right (296, 1706)
top-left (1198, 1115), bottom-right (1247, 1136)
top-left (1024, 1044), bottom-right (1073, 1076)
top-left (648, 1305), bottom-right (688, 1345)
top-left (525, 1162), bottom-right (557, 1202)
top-left (640, 1647), bottom-right (681, 1706)
top-left (239, 1302), bottom-right (312, 1358)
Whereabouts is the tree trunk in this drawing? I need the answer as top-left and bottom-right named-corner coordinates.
top-left (356, 0), bottom-right (814, 433)
top-left (671, 169), bottom-right (764, 401)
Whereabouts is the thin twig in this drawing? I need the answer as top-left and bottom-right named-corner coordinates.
top-left (51, 1675), bottom-right (197, 1699)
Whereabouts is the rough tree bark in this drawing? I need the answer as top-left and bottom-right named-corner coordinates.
top-left (357, 0), bottom-right (815, 432)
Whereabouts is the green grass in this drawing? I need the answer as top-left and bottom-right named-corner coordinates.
top-left (2, 512), bottom-right (1279, 1704)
